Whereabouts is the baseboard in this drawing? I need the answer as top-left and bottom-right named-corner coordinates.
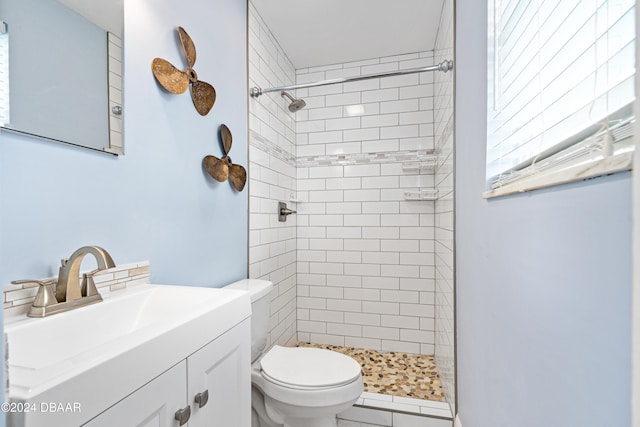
top-left (454, 413), bottom-right (462, 427)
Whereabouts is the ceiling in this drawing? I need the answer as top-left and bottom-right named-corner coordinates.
top-left (57, 0), bottom-right (123, 36)
top-left (251, 0), bottom-right (445, 69)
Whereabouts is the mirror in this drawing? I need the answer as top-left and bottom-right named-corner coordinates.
top-left (0, 0), bottom-right (124, 154)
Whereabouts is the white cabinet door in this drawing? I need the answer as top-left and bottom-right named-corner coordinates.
top-left (187, 319), bottom-right (251, 427)
top-left (83, 361), bottom-right (188, 427)
top-left (82, 320), bottom-right (250, 427)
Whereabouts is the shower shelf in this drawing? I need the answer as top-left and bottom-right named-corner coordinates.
top-left (402, 156), bottom-right (438, 172)
top-left (404, 189), bottom-right (438, 201)
top-left (288, 193), bottom-right (303, 203)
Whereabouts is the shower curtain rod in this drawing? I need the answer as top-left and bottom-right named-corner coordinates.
top-left (249, 60), bottom-right (453, 98)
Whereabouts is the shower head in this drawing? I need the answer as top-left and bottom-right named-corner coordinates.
top-left (281, 91), bottom-right (306, 112)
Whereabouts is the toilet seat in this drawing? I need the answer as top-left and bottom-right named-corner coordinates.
top-left (251, 345), bottom-right (364, 423)
top-left (259, 346), bottom-right (361, 389)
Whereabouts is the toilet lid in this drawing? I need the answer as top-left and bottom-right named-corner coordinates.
top-left (260, 346), bottom-right (361, 388)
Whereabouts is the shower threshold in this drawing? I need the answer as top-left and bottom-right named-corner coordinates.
top-left (297, 343), bottom-right (452, 426)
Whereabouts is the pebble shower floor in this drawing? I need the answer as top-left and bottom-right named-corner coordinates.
top-left (297, 343), bottom-right (446, 402)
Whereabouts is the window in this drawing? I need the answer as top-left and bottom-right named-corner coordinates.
top-left (486, 0), bottom-right (635, 197)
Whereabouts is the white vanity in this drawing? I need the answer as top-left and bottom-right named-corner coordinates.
top-left (4, 284), bottom-right (251, 427)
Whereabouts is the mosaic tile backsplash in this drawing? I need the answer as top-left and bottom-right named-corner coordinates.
top-left (3, 261), bottom-right (150, 319)
top-left (298, 342), bottom-right (445, 402)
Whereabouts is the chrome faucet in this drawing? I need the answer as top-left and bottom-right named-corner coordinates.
top-left (56, 246), bottom-right (116, 302)
top-left (12, 246), bottom-right (116, 318)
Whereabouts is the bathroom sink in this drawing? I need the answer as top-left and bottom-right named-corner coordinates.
top-left (5, 284), bottom-right (251, 427)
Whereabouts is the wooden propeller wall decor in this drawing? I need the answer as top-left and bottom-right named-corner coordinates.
top-left (151, 26), bottom-right (216, 116)
top-left (203, 124), bottom-right (247, 192)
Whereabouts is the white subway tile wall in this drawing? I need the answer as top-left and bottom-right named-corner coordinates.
top-left (107, 33), bottom-right (123, 154)
top-left (433, 0), bottom-right (456, 414)
top-left (295, 51), bottom-right (437, 354)
top-left (248, 3), bottom-right (298, 348)
top-left (338, 392), bottom-right (452, 427)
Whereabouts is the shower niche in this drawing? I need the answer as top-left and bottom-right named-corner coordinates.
top-left (247, 0), bottom-right (456, 424)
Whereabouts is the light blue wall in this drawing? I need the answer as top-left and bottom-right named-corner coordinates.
top-left (455, 1), bottom-right (632, 426)
top-left (0, 0), bottom-right (247, 287)
top-left (0, 1), bottom-right (247, 421)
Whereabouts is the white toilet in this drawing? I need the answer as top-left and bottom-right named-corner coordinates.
top-left (225, 279), bottom-right (363, 427)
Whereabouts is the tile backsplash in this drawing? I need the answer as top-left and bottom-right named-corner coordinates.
top-left (3, 261), bottom-right (150, 319)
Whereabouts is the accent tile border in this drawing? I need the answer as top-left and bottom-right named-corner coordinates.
top-left (297, 149), bottom-right (436, 168)
top-left (250, 130), bottom-right (297, 167)
top-left (250, 129), bottom-right (437, 170)
top-left (3, 261), bottom-right (150, 319)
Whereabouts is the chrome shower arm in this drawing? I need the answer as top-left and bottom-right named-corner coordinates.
top-left (281, 91), bottom-right (295, 102)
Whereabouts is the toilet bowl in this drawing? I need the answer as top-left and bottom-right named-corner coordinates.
top-left (252, 345), bottom-right (363, 427)
top-left (224, 279), bottom-right (363, 427)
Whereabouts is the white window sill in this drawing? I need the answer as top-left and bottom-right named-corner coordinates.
top-left (482, 151), bottom-right (634, 199)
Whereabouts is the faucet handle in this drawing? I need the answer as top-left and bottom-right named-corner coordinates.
top-left (11, 279), bottom-right (54, 286)
top-left (11, 279), bottom-right (57, 307)
top-left (81, 271), bottom-right (100, 297)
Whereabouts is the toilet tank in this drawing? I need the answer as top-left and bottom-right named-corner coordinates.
top-left (224, 279), bottom-right (273, 363)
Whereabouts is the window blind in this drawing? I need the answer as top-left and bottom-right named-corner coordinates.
top-left (487, 0), bottom-right (635, 182)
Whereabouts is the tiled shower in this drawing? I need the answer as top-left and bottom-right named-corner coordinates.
top-left (248, 0), bottom-right (455, 421)
top-left (294, 51), bottom-right (438, 356)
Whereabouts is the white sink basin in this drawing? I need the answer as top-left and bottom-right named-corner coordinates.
top-left (5, 284), bottom-right (251, 427)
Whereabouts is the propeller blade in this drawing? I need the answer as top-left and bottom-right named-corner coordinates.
top-left (203, 155), bottom-right (229, 182)
top-left (229, 163), bottom-right (247, 192)
top-left (151, 58), bottom-right (189, 94)
top-left (177, 26), bottom-right (197, 68)
top-left (190, 80), bottom-right (216, 116)
top-left (220, 124), bottom-right (232, 155)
